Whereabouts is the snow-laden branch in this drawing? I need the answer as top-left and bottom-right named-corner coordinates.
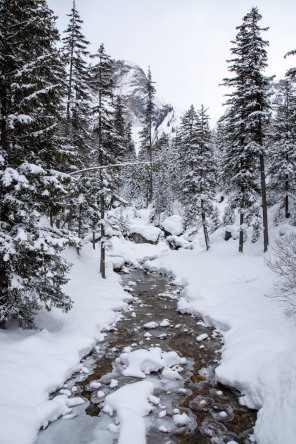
top-left (70, 161), bottom-right (155, 175)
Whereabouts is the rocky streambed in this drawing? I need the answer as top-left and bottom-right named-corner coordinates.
top-left (37, 269), bottom-right (256, 444)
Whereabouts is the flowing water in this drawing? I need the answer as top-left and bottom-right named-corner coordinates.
top-left (37, 269), bottom-right (256, 444)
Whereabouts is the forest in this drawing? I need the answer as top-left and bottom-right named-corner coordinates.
top-left (1, 1), bottom-right (296, 443)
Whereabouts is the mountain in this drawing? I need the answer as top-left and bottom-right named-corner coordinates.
top-left (112, 60), bottom-right (181, 139)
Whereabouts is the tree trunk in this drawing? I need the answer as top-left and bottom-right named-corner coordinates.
top-left (0, 319), bottom-right (6, 330)
top-left (201, 202), bottom-right (210, 250)
top-left (100, 195), bottom-right (106, 279)
top-left (260, 153), bottom-right (268, 252)
top-left (285, 177), bottom-right (289, 218)
top-left (92, 230), bottom-right (96, 250)
top-left (285, 194), bottom-right (289, 218)
top-left (239, 212), bottom-right (244, 253)
top-left (78, 205), bottom-right (82, 238)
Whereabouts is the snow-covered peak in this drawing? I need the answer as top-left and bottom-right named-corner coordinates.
top-left (112, 59), bottom-right (177, 133)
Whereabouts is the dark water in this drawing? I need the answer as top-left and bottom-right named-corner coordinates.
top-left (37, 269), bottom-right (256, 444)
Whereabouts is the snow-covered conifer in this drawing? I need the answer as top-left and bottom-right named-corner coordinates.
top-left (177, 105), bottom-right (216, 250)
top-left (222, 7), bottom-right (272, 252)
top-left (268, 79), bottom-right (296, 220)
top-left (0, 0), bottom-right (76, 329)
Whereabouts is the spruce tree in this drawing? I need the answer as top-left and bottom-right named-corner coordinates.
top-left (0, 0), bottom-right (75, 329)
top-left (89, 44), bottom-right (120, 278)
top-left (268, 79), bottom-right (296, 219)
top-left (177, 105), bottom-right (216, 249)
top-left (153, 133), bottom-right (174, 224)
top-left (222, 7), bottom-right (272, 252)
top-left (62, 0), bottom-right (91, 149)
top-left (139, 67), bottom-right (156, 205)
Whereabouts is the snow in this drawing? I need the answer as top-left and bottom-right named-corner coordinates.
top-left (173, 412), bottom-right (191, 426)
top-left (120, 347), bottom-right (184, 379)
top-left (143, 321), bottom-right (158, 329)
top-left (103, 380), bottom-right (154, 444)
top-left (108, 218), bottom-right (296, 443)
top-left (161, 215), bottom-right (184, 235)
top-left (129, 225), bottom-right (162, 242)
top-left (2, 204), bottom-right (296, 443)
top-left (196, 333), bottom-right (208, 342)
top-left (0, 243), bottom-right (128, 444)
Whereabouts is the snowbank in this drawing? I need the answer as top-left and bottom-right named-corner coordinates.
top-left (110, 229), bottom-right (296, 444)
top-left (143, 239), bottom-right (296, 444)
top-left (161, 215), bottom-right (184, 235)
top-left (0, 244), bottom-right (128, 444)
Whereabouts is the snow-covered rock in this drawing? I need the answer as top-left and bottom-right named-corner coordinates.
top-left (129, 225), bottom-right (162, 244)
top-left (162, 215), bottom-right (184, 236)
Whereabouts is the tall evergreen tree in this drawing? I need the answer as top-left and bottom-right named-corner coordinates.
top-left (268, 79), bottom-right (296, 219)
top-left (89, 44), bottom-right (120, 278)
top-left (222, 7), bottom-right (272, 252)
top-left (139, 67), bottom-right (156, 205)
top-left (62, 0), bottom-right (90, 145)
top-left (177, 105), bottom-right (216, 250)
top-left (153, 133), bottom-right (174, 224)
top-left (0, 0), bottom-right (75, 329)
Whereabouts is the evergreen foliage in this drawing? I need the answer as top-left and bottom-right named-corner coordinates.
top-left (222, 7), bottom-right (272, 252)
top-left (268, 79), bottom-right (296, 219)
top-left (139, 67), bottom-right (156, 205)
top-left (62, 0), bottom-right (91, 158)
top-left (177, 105), bottom-right (216, 249)
top-left (0, 0), bottom-right (77, 328)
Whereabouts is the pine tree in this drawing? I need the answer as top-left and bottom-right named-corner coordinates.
top-left (0, 0), bottom-right (76, 329)
top-left (139, 67), bottom-right (156, 205)
top-left (268, 79), bottom-right (296, 219)
top-left (153, 133), bottom-right (174, 224)
top-left (177, 105), bottom-right (216, 250)
top-left (222, 7), bottom-right (272, 252)
top-left (62, 1), bottom-right (90, 143)
top-left (89, 44), bottom-right (122, 278)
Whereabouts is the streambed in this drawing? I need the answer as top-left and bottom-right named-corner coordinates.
top-left (37, 269), bottom-right (256, 444)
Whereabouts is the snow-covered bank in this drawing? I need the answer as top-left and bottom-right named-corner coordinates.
top-left (0, 244), bottom-right (128, 444)
top-left (112, 231), bottom-right (296, 444)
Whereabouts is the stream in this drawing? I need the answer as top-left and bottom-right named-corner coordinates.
top-left (37, 269), bottom-right (256, 444)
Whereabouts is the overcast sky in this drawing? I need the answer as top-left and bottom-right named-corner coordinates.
top-left (47, 0), bottom-right (296, 119)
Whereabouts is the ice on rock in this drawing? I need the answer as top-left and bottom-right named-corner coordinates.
top-left (120, 347), bottom-right (185, 379)
top-left (196, 333), bottom-right (208, 342)
top-left (159, 410), bottom-right (166, 418)
top-left (89, 381), bottom-right (101, 389)
top-left (144, 332), bottom-right (152, 338)
top-left (173, 412), bottom-right (190, 426)
top-left (143, 321), bottom-right (159, 329)
top-left (97, 390), bottom-right (105, 398)
top-left (120, 347), bottom-right (163, 378)
top-left (160, 319), bottom-right (170, 327)
top-left (110, 379), bottom-right (118, 388)
top-left (149, 394), bottom-right (160, 405)
top-left (159, 425), bottom-right (169, 433)
top-left (162, 368), bottom-right (183, 380)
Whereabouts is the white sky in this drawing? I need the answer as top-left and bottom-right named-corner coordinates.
top-left (47, 0), bottom-right (296, 119)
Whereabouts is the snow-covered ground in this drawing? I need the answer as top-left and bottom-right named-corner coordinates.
top-left (1, 206), bottom-right (296, 443)
top-left (0, 244), bottom-right (129, 444)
